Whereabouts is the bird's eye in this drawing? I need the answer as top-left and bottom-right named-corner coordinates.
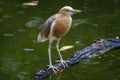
top-left (63, 9), bottom-right (69, 12)
top-left (65, 9), bottom-right (69, 11)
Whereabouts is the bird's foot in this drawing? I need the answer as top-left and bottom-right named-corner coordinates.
top-left (56, 59), bottom-right (70, 68)
top-left (47, 65), bottom-right (59, 73)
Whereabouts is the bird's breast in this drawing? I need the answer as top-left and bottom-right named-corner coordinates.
top-left (52, 16), bottom-right (72, 38)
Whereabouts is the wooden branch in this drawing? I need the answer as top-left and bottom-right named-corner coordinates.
top-left (34, 38), bottom-right (120, 80)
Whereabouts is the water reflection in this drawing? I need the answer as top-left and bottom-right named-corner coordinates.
top-left (25, 17), bottom-right (42, 28)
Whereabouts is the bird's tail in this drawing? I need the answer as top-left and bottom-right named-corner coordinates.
top-left (37, 33), bottom-right (48, 43)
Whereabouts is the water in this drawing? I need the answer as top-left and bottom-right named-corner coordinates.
top-left (0, 0), bottom-right (120, 80)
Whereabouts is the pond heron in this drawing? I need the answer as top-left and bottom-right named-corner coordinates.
top-left (38, 6), bottom-right (81, 73)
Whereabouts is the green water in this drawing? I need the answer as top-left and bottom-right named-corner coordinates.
top-left (0, 0), bottom-right (120, 80)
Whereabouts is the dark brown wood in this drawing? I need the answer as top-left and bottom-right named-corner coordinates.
top-left (34, 38), bottom-right (120, 80)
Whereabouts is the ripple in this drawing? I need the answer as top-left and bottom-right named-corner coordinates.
top-left (17, 10), bottom-right (26, 14)
top-left (0, 8), bottom-right (3, 12)
top-left (2, 15), bottom-right (12, 18)
top-left (72, 19), bottom-right (88, 28)
top-left (17, 29), bottom-right (25, 32)
top-left (2, 58), bottom-right (20, 72)
top-left (23, 48), bottom-right (34, 52)
top-left (0, 1), bottom-right (4, 4)
top-left (4, 33), bottom-right (14, 37)
top-left (0, 19), bottom-right (4, 22)
top-left (25, 17), bottom-right (42, 27)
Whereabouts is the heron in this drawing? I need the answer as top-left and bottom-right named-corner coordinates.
top-left (38, 6), bottom-right (82, 73)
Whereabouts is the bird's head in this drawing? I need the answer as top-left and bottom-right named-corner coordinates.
top-left (58, 6), bottom-right (82, 16)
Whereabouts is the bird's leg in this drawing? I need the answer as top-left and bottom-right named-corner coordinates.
top-left (56, 39), bottom-right (70, 68)
top-left (47, 39), bottom-right (59, 73)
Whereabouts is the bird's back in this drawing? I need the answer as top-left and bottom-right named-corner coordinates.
top-left (37, 14), bottom-right (56, 42)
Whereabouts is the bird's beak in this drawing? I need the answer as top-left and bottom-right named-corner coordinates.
top-left (72, 9), bottom-right (82, 14)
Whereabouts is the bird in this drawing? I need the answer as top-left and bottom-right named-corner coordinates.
top-left (37, 6), bottom-right (82, 73)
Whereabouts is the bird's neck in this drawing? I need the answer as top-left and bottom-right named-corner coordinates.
top-left (55, 13), bottom-right (72, 28)
top-left (56, 13), bottom-right (72, 24)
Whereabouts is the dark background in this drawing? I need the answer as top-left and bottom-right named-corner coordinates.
top-left (0, 0), bottom-right (120, 80)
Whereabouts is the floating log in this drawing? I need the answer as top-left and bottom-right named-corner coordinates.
top-left (34, 38), bottom-right (120, 80)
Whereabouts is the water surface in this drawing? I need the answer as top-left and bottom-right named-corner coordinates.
top-left (0, 0), bottom-right (120, 80)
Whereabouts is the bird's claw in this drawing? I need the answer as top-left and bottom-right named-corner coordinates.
top-left (47, 65), bottom-right (59, 73)
top-left (56, 59), bottom-right (70, 68)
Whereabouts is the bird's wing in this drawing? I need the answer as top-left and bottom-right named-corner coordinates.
top-left (38, 14), bottom-right (56, 42)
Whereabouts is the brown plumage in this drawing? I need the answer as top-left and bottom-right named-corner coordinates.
top-left (37, 6), bottom-right (81, 73)
top-left (53, 15), bottom-right (71, 38)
